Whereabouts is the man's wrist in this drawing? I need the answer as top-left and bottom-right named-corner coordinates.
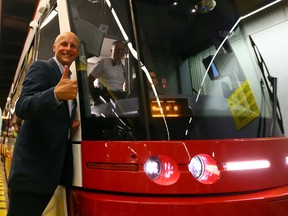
top-left (54, 90), bottom-right (62, 105)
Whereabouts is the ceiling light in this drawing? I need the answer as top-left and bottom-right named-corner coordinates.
top-left (195, 0), bottom-right (216, 13)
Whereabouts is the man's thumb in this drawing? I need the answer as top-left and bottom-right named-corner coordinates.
top-left (61, 65), bottom-right (70, 79)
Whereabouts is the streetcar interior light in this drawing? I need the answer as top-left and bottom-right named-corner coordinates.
top-left (144, 154), bottom-right (180, 185)
top-left (88, 0), bottom-right (101, 3)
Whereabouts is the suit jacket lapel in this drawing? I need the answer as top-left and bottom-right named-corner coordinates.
top-left (48, 58), bottom-right (62, 80)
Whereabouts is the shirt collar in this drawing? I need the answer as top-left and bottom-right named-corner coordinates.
top-left (53, 57), bottom-right (65, 74)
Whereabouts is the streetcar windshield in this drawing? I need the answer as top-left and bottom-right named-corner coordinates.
top-left (66, 0), bottom-right (284, 140)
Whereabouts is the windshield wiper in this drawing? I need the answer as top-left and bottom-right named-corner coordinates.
top-left (249, 36), bottom-right (284, 136)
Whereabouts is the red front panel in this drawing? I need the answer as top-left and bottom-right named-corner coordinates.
top-left (69, 185), bottom-right (288, 216)
top-left (80, 138), bottom-right (288, 194)
top-left (69, 137), bottom-right (288, 215)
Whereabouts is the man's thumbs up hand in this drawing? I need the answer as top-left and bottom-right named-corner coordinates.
top-left (54, 65), bottom-right (78, 101)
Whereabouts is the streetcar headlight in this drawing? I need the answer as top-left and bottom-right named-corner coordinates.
top-left (189, 154), bottom-right (220, 184)
top-left (144, 156), bottom-right (161, 180)
top-left (188, 156), bottom-right (204, 179)
top-left (144, 154), bottom-right (180, 185)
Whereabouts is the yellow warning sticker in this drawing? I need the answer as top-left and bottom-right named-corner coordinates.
top-left (228, 80), bottom-right (260, 130)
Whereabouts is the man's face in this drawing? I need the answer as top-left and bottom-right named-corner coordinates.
top-left (111, 42), bottom-right (125, 61)
top-left (149, 72), bottom-right (158, 85)
top-left (53, 32), bottom-right (80, 66)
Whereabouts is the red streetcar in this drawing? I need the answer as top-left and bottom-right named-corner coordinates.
top-left (3, 0), bottom-right (288, 215)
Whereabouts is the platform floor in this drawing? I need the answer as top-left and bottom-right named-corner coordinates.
top-left (0, 160), bottom-right (8, 215)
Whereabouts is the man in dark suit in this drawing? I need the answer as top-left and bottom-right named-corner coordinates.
top-left (7, 32), bottom-right (80, 216)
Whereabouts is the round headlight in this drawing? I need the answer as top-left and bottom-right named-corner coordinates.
top-left (189, 154), bottom-right (220, 184)
top-left (188, 156), bottom-right (204, 179)
top-left (144, 154), bottom-right (180, 185)
top-left (144, 156), bottom-right (161, 180)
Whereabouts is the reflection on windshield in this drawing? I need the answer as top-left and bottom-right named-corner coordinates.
top-left (73, 0), bottom-right (284, 141)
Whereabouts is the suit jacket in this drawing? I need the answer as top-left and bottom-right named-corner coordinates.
top-left (8, 58), bottom-right (74, 195)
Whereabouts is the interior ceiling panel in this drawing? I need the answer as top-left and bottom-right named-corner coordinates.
top-left (0, 0), bottom-right (274, 109)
